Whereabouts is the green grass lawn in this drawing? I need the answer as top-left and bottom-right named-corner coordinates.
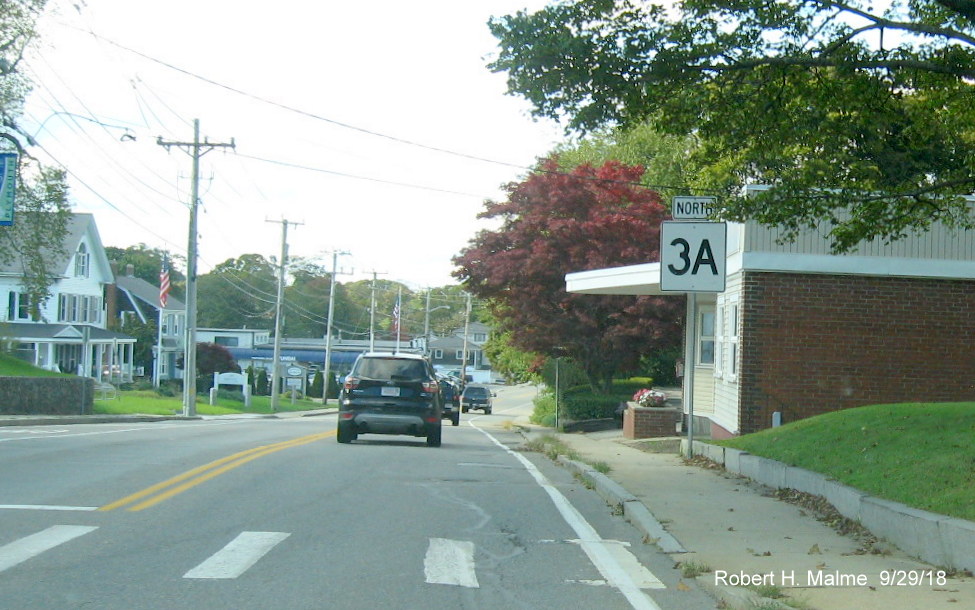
top-left (93, 391), bottom-right (326, 416)
top-left (0, 352), bottom-right (72, 377)
top-left (0, 352), bottom-right (326, 416)
top-left (715, 402), bottom-right (975, 521)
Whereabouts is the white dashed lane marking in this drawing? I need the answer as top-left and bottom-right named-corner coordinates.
top-left (0, 525), bottom-right (98, 573)
top-left (183, 531), bottom-right (291, 579)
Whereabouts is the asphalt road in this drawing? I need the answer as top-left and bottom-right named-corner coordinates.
top-left (0, 386), bottom-right (715, 609)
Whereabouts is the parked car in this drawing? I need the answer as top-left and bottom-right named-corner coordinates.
top-left (438, 378), bottom-right (461, 426)
top-left (460, 384), bottom-right (494, 414)
top-left (337, 352), bottom-right (443, 446)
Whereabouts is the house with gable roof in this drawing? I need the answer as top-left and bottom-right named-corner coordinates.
top-left (108, 263), bottom-right (185, 384)
top-left (0, 213), bottom-right (136, 381)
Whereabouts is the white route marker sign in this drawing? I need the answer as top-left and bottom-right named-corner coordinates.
top-left (660, 221), bottom-right (727, 292)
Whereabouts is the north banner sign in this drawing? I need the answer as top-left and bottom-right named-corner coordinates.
top-left (671, 195), bottom-right (716, 220)
top-left (660, 221), bottom-right (727, 292)
top-left (0, 153), bottom-right (16, 226)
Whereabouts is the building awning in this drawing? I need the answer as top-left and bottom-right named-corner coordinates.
top-left (565, 263), bottom-right (665, 296)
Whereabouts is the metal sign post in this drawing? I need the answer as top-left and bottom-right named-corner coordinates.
top-left (662, 196), bottom-right (725, 458)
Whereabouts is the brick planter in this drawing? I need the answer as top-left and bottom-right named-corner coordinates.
top-left (623, 402), bottom-right (681, 439)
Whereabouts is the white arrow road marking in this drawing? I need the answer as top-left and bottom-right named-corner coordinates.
top-left (0, 525), bottom-right (98, 573)
top-left (184, 532), bottom-right (290, 579)
top-left (424, 538), bottom-right (479, 588)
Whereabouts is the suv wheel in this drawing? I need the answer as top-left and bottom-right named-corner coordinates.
top-left (426, 424), bottom-right (442, 447)
top-left (337, 422), bottom-right (357, 444)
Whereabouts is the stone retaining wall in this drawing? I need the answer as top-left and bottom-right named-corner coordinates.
top-left (684, 439), bottom-right (975, 574)
top-left (0, 377), bottom-right (95, 415)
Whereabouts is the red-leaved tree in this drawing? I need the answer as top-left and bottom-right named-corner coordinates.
top-left (453, 159), bottom-right (684, 392)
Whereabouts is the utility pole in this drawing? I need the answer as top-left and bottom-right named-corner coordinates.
top-left (367, 271), bottom-right (385, 352)
top-left (460, 292), bottom-right (472, 386)
top-left (157, 119), bottom-right (235, 417)
top-left (423, 289), bottom-right (432, 356)
top-left (267, 218), bottom-right (302, 412)
top-left (322, 250), bottom-right (350, 406)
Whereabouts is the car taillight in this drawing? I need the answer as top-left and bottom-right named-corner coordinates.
top-left (422, 380), bottom-right (440, 393)
top-left (344, 376), bottom-right (360, 391)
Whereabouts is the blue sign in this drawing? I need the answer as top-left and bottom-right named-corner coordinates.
top-left (0, 153), bottom-right (16, 226)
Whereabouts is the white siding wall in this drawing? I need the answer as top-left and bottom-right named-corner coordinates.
top-left (712, 271), bottom-right (744, 435)
top-left (743, 217), bottom-right (975, 261)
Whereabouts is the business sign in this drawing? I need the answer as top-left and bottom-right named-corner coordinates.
top-left (660, 221), bottom-right (727, 292)
top-left (286, 366), bottom-right (303, 377)
top-left (672, 196), bottom-right (717, 220)
top-left (0, 153), bottom-right (17, 226)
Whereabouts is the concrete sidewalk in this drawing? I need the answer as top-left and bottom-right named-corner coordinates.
top-left (524, 427), bottom-right (975, 609)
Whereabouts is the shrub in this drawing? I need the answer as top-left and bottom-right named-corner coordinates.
top-left (216, 389), bottom-right (245, 403)
top-left (308, 371), bottom-right (324, 398)
top-left (531, 391), bottom-right (556, 425)
top-left (156, 381), bottom-right (180, 397)
top-left (562, 394), bottom-right (622, 420)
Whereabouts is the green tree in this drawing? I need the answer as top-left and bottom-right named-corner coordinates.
top-left (1, 3), bottom-right (73, 315)
top-left (490, 0), bottom-right (975, 251)
top-left (482, 329), bottom-right (542, 384)
top-left (197, 254), bottom-right (277, 329)
top-left (0, 168), bottom-right (71, 319)
top-left (106, 244), bottom-right (185, 301)
top-left (1, 1), bottom-right (45, 137)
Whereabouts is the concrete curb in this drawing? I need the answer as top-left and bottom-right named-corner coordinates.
top-left (684, 439), bottom-right (975, 574)
top-left (556, 455), bottom-right (687, 554)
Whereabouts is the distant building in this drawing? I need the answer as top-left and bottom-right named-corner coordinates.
top-left (429, 321), bottom-right (494, 383)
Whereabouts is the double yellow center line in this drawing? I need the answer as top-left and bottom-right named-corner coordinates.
top-left (100, 430), bottom-right (336, 512)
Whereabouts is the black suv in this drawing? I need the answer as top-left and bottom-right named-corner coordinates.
top-left (460, 385), bottom-right (493, 414)
top-left (337, 352), bottom-right (443, 446)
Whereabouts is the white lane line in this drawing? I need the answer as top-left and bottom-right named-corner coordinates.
top-left (0, 525), bottom-right (99, 573)
top-left (0, 504), bottom-right (98, 512)
top-left (472, 422), bottom-right (663, 610)
top-left (184, 532), bottom-right (290, 579)
top-left (0, 420), bottom-right (246, 443)
top-left (424, 538), bottom-right (479, 588)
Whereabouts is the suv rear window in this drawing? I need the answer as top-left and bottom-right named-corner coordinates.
top-left (354, 358), bottom-right (427, 381)
top-left (464, 386), bottom-right (489, 397)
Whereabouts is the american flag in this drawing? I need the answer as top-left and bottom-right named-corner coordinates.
top-left (391, 294), bottom-right (401, 335)
top-left (159, 258), bottom-right (170, 308)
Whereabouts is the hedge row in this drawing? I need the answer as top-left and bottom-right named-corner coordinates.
top-left (559, 377), bottom-right (654, 421)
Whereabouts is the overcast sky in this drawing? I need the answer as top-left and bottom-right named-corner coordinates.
top-left (21, 0), bottom-right (564, 288)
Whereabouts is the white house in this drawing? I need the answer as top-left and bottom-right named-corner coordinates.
top-left (1, 213), bottom-right (136, 381)
top-left (110, 264), bottom-right (185, 384)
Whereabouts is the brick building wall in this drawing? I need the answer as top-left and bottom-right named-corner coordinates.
top-left (738, 272), bottom-right (975, 434)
